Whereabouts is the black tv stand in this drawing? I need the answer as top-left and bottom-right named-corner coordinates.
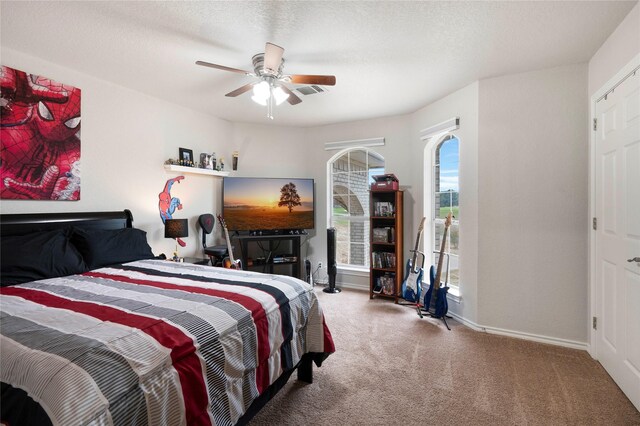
top-left (235, 234), bottom-right (302, 279)
top-left (247, 229), bottom-right (308, 237)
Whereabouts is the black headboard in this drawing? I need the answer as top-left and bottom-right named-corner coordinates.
top-left (0, 210), bottom-right (134, 237)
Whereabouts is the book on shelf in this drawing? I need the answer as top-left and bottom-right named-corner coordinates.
top-left (372, 251), bottom-right (397, 268)
top-left (373, 201), bottom-right (395, 217)
top-left (375, 273), bottom-right (396, 295)
top-left (372, 227), bottom-right (395, 243)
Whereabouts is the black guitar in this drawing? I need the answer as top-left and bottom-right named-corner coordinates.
top-left (401, 217), bottom-right (425, 309)
top-left (423, 212), bottom-right (451, 327)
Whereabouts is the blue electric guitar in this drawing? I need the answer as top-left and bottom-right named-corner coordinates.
top-left (423, 212), bottom-right (451, 327)
top-left (401, 217), bottom-right (426, 309)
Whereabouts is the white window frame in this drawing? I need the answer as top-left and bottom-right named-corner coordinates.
top-left (423, 133), bottom-right (461, 293)
top-left (327, 147), bottom-right (385, 271)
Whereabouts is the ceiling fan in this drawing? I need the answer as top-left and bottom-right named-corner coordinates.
top-left (196, 42), bottom-right (336, 119)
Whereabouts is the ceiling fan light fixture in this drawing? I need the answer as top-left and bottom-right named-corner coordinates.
top-left (252, 80), bottom-right (270, 100)
top-left (272, 86), bottom-right (289, 105)
top-left (198, 41), bottom-right (333, 117)
top-left (251, 94), bottom-right (268, 106)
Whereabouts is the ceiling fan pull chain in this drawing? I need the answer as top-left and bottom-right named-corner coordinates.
top-left (267, 90), bottom-right (274, 120)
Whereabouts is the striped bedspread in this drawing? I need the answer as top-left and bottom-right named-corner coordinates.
top-left (0, 260), bottom-right (335, 426)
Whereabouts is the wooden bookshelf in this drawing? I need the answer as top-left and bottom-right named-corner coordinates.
top-left (369, 189), bottom-right (403, 302)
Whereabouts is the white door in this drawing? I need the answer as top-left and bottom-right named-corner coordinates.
top-left (595, 69), bottom-right (640, 411)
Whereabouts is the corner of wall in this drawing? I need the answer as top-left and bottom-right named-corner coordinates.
top-left (588, 2), bottom-right (640, 95)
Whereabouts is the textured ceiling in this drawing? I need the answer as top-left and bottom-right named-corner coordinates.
top-left (1, 1), bottom-right (636, 126)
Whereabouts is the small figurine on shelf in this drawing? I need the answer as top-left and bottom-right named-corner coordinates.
top-left (217, 157), bottom-right (225, 171)
top-left (232, 151), bottom-right (239, 170)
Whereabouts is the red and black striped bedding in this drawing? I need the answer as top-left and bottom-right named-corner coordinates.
top-left (0, 260), bottom-right (335, 426)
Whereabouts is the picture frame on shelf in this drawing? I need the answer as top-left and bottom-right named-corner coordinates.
top-left (179, 148), bottom-right (194, 166)
top-left (199, 153), bottom-right (212, 169)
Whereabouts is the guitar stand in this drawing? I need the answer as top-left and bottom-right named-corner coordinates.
top-left (401, 246), bottom-right (453, 330)
top-left (418, 309), bottom-right (452, 330)
top-left (430, 313), bottom-right (452, 331)
top-left (399, 301), bottom-right (424, 318)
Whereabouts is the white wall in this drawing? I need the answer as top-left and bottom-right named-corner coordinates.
top-left (2, 29), bottom-right (610, 347)
top-left (477, 63), bottom-right (589, 344)
top-left (410, 82), bottom-right (480, 323)
top-left (0, 48), bottom-right (236, 258)
top-left (213, 116), bottom-right (419, 286)
top-left (226, 122), bottom-right (319, 271)
top-left (304, 115), bottom-right (413, 286)
top-left (300, 82), bottom-right (481, 319)
top-left (588, 2), bottom-right (640, 96)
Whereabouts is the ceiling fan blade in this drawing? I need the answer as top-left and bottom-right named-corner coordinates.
top-left (278, 85), bottom-right (302, 105)
top-left (225, 83), bottom-right (255, 97)
top-left (196, 61), bottom-right (252, 76)
top-left (263, 42), bottom-right (284, 75)
top-left (288, 74), bottom-right (336, 86)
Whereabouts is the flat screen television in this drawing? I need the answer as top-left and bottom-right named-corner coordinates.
top-left (223, 177), bottom-right (315, 232)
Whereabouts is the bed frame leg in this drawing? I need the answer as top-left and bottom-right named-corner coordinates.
top-left (297, 354), bottom-right (313, 383)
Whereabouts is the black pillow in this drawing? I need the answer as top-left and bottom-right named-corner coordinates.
top-left (71, 227), bottom-right (155, 270)
top-left (1, 229), bottom-right (88, 286)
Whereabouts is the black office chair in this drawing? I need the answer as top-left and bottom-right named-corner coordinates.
top-left (198, 214), bottom-right (230, 266)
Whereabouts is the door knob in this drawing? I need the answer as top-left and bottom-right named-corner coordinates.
top-left (628, 257), bottom-right (640, 263)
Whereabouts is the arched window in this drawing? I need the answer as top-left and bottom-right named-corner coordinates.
top-left (432, 135), bottom-right (459, 287)
top-left (328, 148), bottom-right (384, 268)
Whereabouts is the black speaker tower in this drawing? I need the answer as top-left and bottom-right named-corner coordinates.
top-left (324, 227), bottom-right (341, 293)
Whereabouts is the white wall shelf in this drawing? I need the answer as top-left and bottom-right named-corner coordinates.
top-left (164, 164), bottom-right (229, 177)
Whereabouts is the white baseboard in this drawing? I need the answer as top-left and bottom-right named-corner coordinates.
top-left (315, 282), bottom-right (369, 292)
top-left (446, 311), bottom-right (588, 351)
top-left (333, 281), bottom-right (589, 351)
top-left (339, 282), bottom-right (367, 291)
top-left (586, 343), bottom-right (595, 359)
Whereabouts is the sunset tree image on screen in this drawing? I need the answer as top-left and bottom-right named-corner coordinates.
top-left (278, 182), bottom-right (301, 212)
top-left (222, 177), bottom-right (315, 231)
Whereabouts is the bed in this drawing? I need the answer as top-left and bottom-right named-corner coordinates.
top-left (0, 210), bottom-right (335, 426)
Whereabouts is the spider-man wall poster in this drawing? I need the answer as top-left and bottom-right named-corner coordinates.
top-left (158, 176), bottom-right (187, 248)
top-left (0, 65), bottom-right (81, 200)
